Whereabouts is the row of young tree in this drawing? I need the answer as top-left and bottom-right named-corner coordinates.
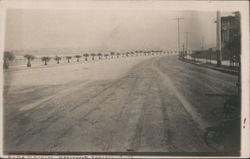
top-left (3, 50), bottom-right (177, 69)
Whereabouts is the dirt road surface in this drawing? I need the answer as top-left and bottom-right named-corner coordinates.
top-left (3, 55), bottom-right (238, 153)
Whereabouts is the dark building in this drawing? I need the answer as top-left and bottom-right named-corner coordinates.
top-left (221, 12), bottom-right (241, 59)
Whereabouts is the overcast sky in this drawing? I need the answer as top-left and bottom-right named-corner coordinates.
top-left (4, 9), bottom-right (233, 54)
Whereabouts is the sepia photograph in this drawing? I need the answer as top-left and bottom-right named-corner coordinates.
top-left (0, 0), bottom-right (249, 158)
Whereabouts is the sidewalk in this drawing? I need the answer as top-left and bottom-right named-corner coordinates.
top-left (182, 56), bottom-right (239, 76)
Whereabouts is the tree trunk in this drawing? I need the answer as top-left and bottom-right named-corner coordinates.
top-left (77, 58), bottom-right (79, 62)
top-left (68, 59), bottom-right (70, 63)
top-left (45, 61), bottom-right (47, 65)
top-left (57, 60), bottom-right (59, 64)
top-left (85, 57), bottom-right (87, 61)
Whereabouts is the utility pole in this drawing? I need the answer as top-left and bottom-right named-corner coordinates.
top-left (174, 17), bottom-right (184, 59)
top-left (215, 11), bottom-right (222, 66)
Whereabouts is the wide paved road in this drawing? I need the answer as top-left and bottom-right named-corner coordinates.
top-left (4, 56), bottom-right (238, 153)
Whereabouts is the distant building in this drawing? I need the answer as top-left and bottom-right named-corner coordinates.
top-left (221, 12), bottom-right (241, 58)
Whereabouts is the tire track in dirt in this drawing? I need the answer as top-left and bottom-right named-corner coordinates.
top-left (102, 74), bottom-right (141, 151)
top-left (156, 77), bottom-right (213, 152)
top-left (126, 59), bottom-right (171, 152)
top-left (53, 59), bottom-right (160, 152)
top-left (12, 62), bottom-right (154, 151)
top-left (5, 57), bottom-right (159, 152)
top-left (7, 80), bottom-right (91, 121)
top-left (130, 80), bottom-right (154, 150)
top-left (152, 62), bottom-right (211, 130)
top-left (11, 76), bottom-right (131, 149)
top-left (152, 58), bottom-right (213, 152)
top-left (47, 67), bottom-right (148, 151)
